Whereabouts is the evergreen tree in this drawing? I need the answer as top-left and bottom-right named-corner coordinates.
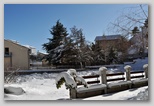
top-left (68, 26), bottom-right (93, 68)
top-left (42, 20), bottom-right (68, 65)
top-left (108, 47), bottom-right (118, 64)
top-left (92, 42), bottom-right (105, 65)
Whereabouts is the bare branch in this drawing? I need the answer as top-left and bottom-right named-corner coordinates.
top-left (107, 4), bottom-right (148, 38)
top-left (140, 5), bottom-right (148, 18)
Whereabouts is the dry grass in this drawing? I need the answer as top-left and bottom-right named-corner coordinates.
top-left (4, 67), bottom-right (20, 84)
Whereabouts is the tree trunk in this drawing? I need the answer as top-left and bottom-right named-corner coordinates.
top-left (80, 62), bottom-right (83, 69)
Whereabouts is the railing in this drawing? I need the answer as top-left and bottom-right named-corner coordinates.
top-left (70, 64), bottom-right (148, 99)
top-left (4, 52), bottom-right (12, 57)
top-left (77, 75), bottom-right (100, 86)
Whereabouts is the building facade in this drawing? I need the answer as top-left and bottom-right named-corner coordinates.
top-left (4, 39), bottom-right (30, 71)
top-left (95, 34), bottom-right (122, 50)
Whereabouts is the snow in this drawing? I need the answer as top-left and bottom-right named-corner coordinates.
top-left (4, 57), bottom-right (148, 100)
top-left (85, 57), bottom-right (148, 73)
top-left (110, 57), bottom-right (148, 72)
top-left (124, 65), bottom-right (131, 70)
top-left (55, 72), bottom-right (77, 89)
top-left (143, 64), bottom-right (148, 69)
top-left (128, 46), bottom-right (138, 54)
top-left (55, 69), bottom-right (88, 89)
top-left (99, 67), bottom-right (107, 72)
top-left (107, 81), bottom-right (132, 88)
top-left (75, 75), bottom-right (88, 88)
top-left (128, 27), bottom-right (148, 55)
top-left (128, 57), bottom-right (148, 70)
top-left (77, 84), bottom-right (106, 93)
top-left (48, 44), bottom-right (67, 63)
top-left (4, 78), bottom-right (70, 100)
top-left (132, 78), bottom-right (148, 84)
top-left (67, 69), bottom-right (77, 77)
top-left (4, 72), bottom-right (148, 100)
top-left (84, 86), bottom-right (148, 100)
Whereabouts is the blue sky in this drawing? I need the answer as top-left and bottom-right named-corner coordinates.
top-left (4, 4), bottom-right (147, 53)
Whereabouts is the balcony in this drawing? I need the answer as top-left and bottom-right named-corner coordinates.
top-left (4, 52), bottom-right (12, 57)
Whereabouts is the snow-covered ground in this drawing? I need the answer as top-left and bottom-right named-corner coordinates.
top-left (84, 86), bottom-right (148, 100)
top-left (4, 78), bottom-right (70, 100)
top-left (4, 57), bottom-right (148, 100)
top-left (4, 73), bottom-right (148, 100)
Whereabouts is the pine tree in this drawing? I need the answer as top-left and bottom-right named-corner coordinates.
top-left (91, 42), bottom-right (105, 65)
top-left (108, 47), bottom-right (118, 64)
top-left (68, 26), bottom-right (93, 68)
top-left (42, 20), bottom-right (68, 65)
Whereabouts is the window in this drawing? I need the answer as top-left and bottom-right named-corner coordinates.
top-left (5, 47), bottom-right (9, 55)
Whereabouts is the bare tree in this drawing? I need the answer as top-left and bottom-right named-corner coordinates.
top-left (107, 4), bottom-right (148, 38)
top-left (69, 26), bottom-right (93, 68)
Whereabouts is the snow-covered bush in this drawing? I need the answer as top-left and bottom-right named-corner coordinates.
top-left (55, 69), bottom-right (88, 89)
top-left (55, 72), bottom-right (77, 89)
top-left (67, 69), bottom-right (77, 77)
top-left (74, 76), bottom-right (88, 88)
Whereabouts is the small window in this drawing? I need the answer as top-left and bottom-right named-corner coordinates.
top-left (5, 47), bottom-right (9, 55)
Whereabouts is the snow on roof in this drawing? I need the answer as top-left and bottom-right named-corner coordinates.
top-left (95, 34), bottom-right (121, 41)
top-left (38, 51), bottom-right (48, 55)
top-left (24, 45), bottom-right (35, 49)
top-left (4, 39), bottom-right (30, 50)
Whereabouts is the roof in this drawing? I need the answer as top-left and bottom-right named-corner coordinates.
top-left (4, 39), bottom-right (30, 50)
top-left (24, 45), bottom-right (36, 49)
top-left (95, 34), bottom-right (122, 41)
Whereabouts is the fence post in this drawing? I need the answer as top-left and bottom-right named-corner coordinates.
top-left (69, 88), bottom-right (77, 99)
top-left (124, 65), bottom-right (131, 81)
top-left (99, 67), bottom-right (107, 93)
top-left (143, 64), bottom-right (148, 78)
top-left (99, 67), bottom-right (107, 84)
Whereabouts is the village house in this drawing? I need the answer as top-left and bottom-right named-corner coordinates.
top-left (95, 34), bottom-right (122, 50)
top-left (30, 51), bottom-right (49, 67)
top-left (37, 52), bottom-right (49, 67)
top-left (4, 39), bottom-right (30, 71)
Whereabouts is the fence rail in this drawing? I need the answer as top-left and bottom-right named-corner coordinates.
top-left (70, 64), bottom-right (148, 99)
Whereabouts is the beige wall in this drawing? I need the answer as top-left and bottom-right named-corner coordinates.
top-left (4, 40), bottom-right (30, 70)
top-left (4, 57), bottom-right (11, 70)
top-left (97, 39), bottom-right (120, 50)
